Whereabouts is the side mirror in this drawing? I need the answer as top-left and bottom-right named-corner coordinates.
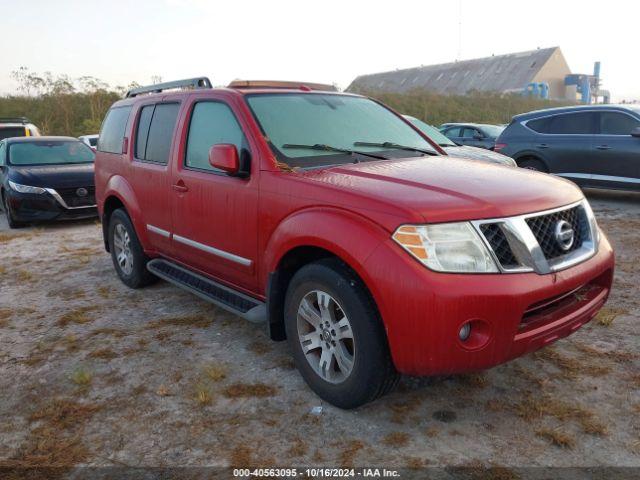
top-left (209, 144), bottom-right (240, 175)
top-left (631, 127), bottom-right (640, 138)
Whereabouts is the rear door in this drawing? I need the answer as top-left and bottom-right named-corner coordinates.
top-left (589, 110), bottom-right (640, 189)
top-left (442, 126), bottom-right (462, 144)
top-left (169, 94), bottom-right (259, 292)
top-left (526, 111), bottom-right (596, 182)
top-left (130, 100), bottom-right (181, 252)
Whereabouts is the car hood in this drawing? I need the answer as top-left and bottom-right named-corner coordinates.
top-left (443, 145), bottom-right (515, 166)
top-left (298, 156), bottom-right (583, 224)
top-left (9, 163), bottom-right (95, 189)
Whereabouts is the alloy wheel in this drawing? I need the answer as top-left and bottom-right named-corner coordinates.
top-left (113, 223), bottom-right (134, 276)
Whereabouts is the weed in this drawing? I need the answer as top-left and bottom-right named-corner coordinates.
top-left (88, 348), bottom-right (117, 360)
top-left (247, 340), bottom-right (271, 355)
top-left (595, 306), bottom-right (628, 326)
top-left (457, 373), bottom-right (489, 389)
top-left (17, 270), bottom-right (33, 282)
top-left (338, 440), bottom-right (365, 467)
top-left (57, 306), bottom-right (98, 327)
top-left (535, 428), bottom-right (575, 449)
top-left (89, 327), bottom-right (126, 338)
top-left (382, 432), bottom-right (410, 447)
top-left (534, 347), bottom-right (610, 379)
top-left (156, 385), bottom-right (170, 397)
top-left (203, 363), bottom-right (227, 382)
top-left (70, 368), bottom-right (92, 388)
top-left (149, 314), bottom-right (212, 329)
top-left (195, 385), bottom-right (213, 405)
top-left (425, 426), bottom-right (440, 438)
top-left (97, 286), bottom-right (111, 299)
top-left (288, 438), bottom-right (308, 458)
top-left (223, 383), bottom-right (277, 398)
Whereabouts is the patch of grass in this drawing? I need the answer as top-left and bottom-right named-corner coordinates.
top-left (382, 432), bottom-right (411, 447)
top-left (203, 363), bottom-right (227, 382)
top-left (155, 331), bottom-right (171, 342)
top-left (195, 385), bottom-right (213, 406)
top-left (89, 327), bottom-right (126, 338)
top-left (96, 286), bottom-right (111, 299)
top-left (88, 348), bottom-right (117, 360)
top-left (247, 340), bottom-right (271, 355)
top-left (156, 385), bottom-right (170, 397)
top-left (57, 306), bottom-right (98, 327)
top-left (573, 342), bottom-right (638, 363)
top-left (404, 456), bottom-right (424, 469)
top-left (70, 368), bottom-right (93, 388)
top-left (223, 383), bottom-right (277, 398)
top-left (485, 398), bottom-right (510, 413)
top-left (535, 428), bottom-right (576, 449)
top-left (29, 399), bottom-right (100, 428)
top-left (0, 232), bottom-right (27, 243)
top-left (595, 306), bottom-right (628, 326)
top-left (534, 347), bottom-right (611, 379)
top-left (17, 269), bottom-right (34, 282)
top-left (148, 314), bottom-right (213, 329)
top-left (425, 426), bottom-right (439, 438)
top-left (288, 438), bottom-right (308, 458)
top-left (229, 445), bottom-right (255, 468)
top-left (457, 373), bottom-right (489, 389)
top-left (0, 265), bottom-right (5, 275)
top-left (337, 440), bottom-right (365, 467)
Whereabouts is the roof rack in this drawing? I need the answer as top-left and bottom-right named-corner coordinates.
top-left (125, 77), bottom-right (212, 98)
top-left (227, 80), bottom-right (338, 92)
top-left (0, 117), bottom-right (30, 124)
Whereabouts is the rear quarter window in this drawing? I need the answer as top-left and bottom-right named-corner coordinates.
top-left (98, 106), bottom-right (132, 154)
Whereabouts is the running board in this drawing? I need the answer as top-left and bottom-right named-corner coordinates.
top-left (147, 259), bottom-right (266, 324)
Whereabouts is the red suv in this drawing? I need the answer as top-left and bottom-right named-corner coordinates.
top-left (95, 77), bottom-right (614, 408)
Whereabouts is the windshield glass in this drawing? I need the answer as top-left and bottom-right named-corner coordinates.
top-left (8, 140), bottom-right (95, 166)
top-left (404, 116), bottom-right (455, 146)
top-left (481, 125), bottom-right (506, 137)
top-left (246, 93), bottom-right (437, 168)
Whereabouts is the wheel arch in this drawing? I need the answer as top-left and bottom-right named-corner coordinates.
top-left (101, 175), bottom-right (146, 252)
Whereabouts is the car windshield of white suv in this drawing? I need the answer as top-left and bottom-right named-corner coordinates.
top-left (246, 93), bottom-right (438, 168)
top-left (9, 141), bottom-right (95, 166)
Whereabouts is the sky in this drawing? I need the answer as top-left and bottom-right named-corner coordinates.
top-left (0, 0), bottom-right (637, 101)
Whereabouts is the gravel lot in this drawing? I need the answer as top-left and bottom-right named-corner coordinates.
top-left (0, 189), bottom-right (639, 476)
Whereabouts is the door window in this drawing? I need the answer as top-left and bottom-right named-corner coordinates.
top-left (547, 112), bottom-right (596, 134)
top-left (598, 111), bottom-right (640, 135)
top-left (134, 103), bottom-right (180, 164)
top-left (185, 102), bottom-right (248, 173)
top-left (444, 127), bottom-right (461, 137)
top-left (461, 127), bottom-right (479, 139)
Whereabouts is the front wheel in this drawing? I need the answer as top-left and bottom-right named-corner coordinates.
top-left (108, 208), bottom-right (156, 288)
top-left (284, 259), bottom-right (399, 409)
top-left (2, 192), bottom-right (26, 229)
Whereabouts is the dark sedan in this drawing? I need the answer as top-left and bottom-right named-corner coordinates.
top-left (0, 136), bottom-right (97, 228)
top-left (440, 123), bottom-right (505, 150)
top-left (496, 104), bottom-right (640, 192)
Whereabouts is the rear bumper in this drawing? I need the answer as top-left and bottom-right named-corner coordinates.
top-left (363, 231), bottom-right (615, 376)
top-left (5, 189), bottom-right (97, 222)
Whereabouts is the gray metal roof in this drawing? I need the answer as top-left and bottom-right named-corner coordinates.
top-left (347, 47), bottom-right (559, 95)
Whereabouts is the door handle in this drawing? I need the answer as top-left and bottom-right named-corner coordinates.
top-left (536, 143), bottom-right (549, 149)
top-left (596, 145), bottom-right (612, 150)
top-left (172, 180), bottom-right (189, 193)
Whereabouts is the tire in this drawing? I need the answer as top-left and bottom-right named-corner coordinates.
top-left (518, 157), bottom-right (548, 172)
top-left (2, 191), bottom-right (26, 229)
top-left (284, 258), bottom-right (399, 409)
top-left (107, 208), bottom-right (156, 288)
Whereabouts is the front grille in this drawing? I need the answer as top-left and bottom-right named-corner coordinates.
top-left (55, 186), bottom-right (96, 208)
top-left (525, 206), bottom-right (586, 259)
top-left (479, 223), bottom-right (519, 268)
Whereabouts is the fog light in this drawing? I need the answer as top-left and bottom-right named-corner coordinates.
top-left (459, 323), bottom-right (471, 341)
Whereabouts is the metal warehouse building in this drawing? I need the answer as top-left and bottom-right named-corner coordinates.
top-left (347, 47), bottom-right (607, 103)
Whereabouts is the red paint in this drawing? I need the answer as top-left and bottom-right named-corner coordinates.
top-left (95, 86), bottom-right (615, 376)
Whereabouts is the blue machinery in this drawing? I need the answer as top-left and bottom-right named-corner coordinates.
top-left (524, 61), bottom-right (610, 104)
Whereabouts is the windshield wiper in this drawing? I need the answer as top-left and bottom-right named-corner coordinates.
top-left (354, 141), bottom-right (435, 156)
top-left (281, 143), bottom-right (388, 161)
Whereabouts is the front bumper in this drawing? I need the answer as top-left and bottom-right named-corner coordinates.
top-left (5, 189), bottom-right (97, 222)
top-left (363, 231), bottom-right (615, 376)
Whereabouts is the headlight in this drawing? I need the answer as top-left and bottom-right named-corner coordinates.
top-left (392, 222), bottom-right (498, 273)
top-left (8, 180), bottom-right (46, 194)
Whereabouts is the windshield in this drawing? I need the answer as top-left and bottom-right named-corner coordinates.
top-left (404, 116), bottom-right (455, 147)
top-left (246, 93), bottom-right (437, 168)
top-left (481, 125), bottom-right (506, 137)
top-left (8, 141), bottom-right (95, 166)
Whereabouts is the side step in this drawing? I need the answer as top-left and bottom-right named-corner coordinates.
top-left (147, 259), bottom-right (266, 324)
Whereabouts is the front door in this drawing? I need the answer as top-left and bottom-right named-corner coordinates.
top-left (169, 97), bottom-right (259, 292)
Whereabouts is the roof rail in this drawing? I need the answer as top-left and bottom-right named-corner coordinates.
top-left (125, 77), bottom-right (212, 98)
top-left (0, 117), bottom-right (30, 124)
top-left (227, 80), bottom-right (338, 92)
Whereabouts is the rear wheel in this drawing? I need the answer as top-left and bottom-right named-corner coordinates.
top-left (2, 191), bottom-right (26, 229)
top-left (518, 157), bottom-right (548, 172)
top-left (284, 259), bottom-right (399, 409)
top-left (108, 208), bottom-right (156, 288)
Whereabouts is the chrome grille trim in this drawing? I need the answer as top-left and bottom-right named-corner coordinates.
top-left (472, 200), bottom-right (598, 275)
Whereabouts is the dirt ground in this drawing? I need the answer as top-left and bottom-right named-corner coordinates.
top-left (0, 189), bottom-right (639, 476)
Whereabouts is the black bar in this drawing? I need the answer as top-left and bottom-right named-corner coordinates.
top-left (125, 77), bottom-right (212, 98)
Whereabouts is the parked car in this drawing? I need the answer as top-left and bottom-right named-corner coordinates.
top-left (79, 134), bottom-right (99, 151)
top-left (496, 105), bottom-right (640, 192)
top-left (0, 117), bottom-right (41, 140)
top-left (440, 123), bottom-right (505, 150)
top-left (95, 77), bottom-right (613, 409)
top-left (0, 137), bottom-right (97, 228)
top-left (403, 115), bottom-right (516, 166)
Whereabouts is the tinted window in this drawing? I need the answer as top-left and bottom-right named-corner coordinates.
top-left (135, 105), bottom-right (154, 159)
top-left (9, 141), bottom-right (95, 165)
top-left (444, 127), bottom-right (461, 137)
top-left (0, 127), bottom-right (26, 140)
top-left (526, 117), bottom-right (551, 133)
top-left (98, 106), bottom-right (132, 153)
top-left (599, 111), bottom-right (640, 135)
top-left (548, 112), bottom-right (596, 134)
top-left (89, 137), bottom-right (98, 146)
top-left (185, 102), bottom-right (248, 172)
top-left (142, 103), bottom-right (180, 164)
top-left (461, 127), bottom-right (479, 139)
